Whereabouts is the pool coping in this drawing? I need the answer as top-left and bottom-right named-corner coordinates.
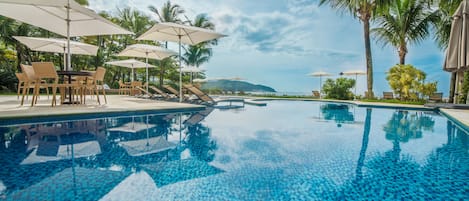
top-left (1, 95), bottom-right (468, 130)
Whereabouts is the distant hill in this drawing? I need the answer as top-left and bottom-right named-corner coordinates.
top-left (201, 80), bottom-right (276, 92)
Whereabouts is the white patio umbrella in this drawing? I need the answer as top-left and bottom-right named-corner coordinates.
top-left (178, 66), bottom-right (206, 82)
top-left (117, 44), bottom-right (176, 92)
top-left (137, 22), bottom-right (226, 102)
top-left (341, 70), bottom-right (366, 96)
top-left (444, 0), bottom-right (469, 103)
top-left (13, 36), bottom-right (98, 70)
top-left (105, 59), bottom-right (156, 82)
top-left (309, 71), bottom-right (333, 98)
top-left (0, 0), bottom-right (132, 71)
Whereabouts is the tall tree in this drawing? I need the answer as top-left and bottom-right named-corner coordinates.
top-left (372, 0), bottom-right (438, 64)
top-left (148, 1), bottom-right (185, 87)
top-left (319, 0), bottom-right (391, 98)
top-left (183, 14), bottom-right (216, 69)
top-left (149, 1), bottom-right (185, 24)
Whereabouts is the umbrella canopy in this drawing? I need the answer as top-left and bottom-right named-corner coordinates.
top-left (137, 22), bottom-right (226, 102)
top-left (106, 59), bottom-right (156, 82)
top-left (342, 70), bottom-right (366, 96)
top-left (444, 0), bottom-right (469, 103)
top-left (118, 136), bottom-right (176, 157)
top-left (0, 0), bottom-right (132, 71)
top-left (341, 70), bottom-right (366, 76)
top-left (193, 78), bottom-right (208, 83)
top-left (137, 22), bottom-right (226, 45)
top-left (117, 44), bottom-right (176, 92)
top-left (0, 0), bottom-right (132, 37)
top-left (178, 66), bottom-right (206, 83)
top-left (309, 71), bottom-right (333, 77)
top-left (14, 36), bottom-right (98, 70)
top-left (178, 66), bottom-right (206, 73)
top-left (8, 167), bottom-right (129, 201)
top-left (309, 71), bottom-right (333, 98)
top-left (13, 36), bottom-right (98, 55)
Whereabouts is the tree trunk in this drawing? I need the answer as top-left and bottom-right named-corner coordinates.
top-left (399, 44), bottom-right (407, 65)
top-left (363, 20), bottom-right (374, 98)
top-left (355, 108), bottom-right (372, 181)
top-left (159, 66), bottom-right (165, 87)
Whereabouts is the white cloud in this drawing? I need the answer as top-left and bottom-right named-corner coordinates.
top-left (88, 0), bottom-right (448, 95)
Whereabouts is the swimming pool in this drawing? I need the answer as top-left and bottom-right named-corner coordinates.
top-left (0, 101), bottom-right (467, 200)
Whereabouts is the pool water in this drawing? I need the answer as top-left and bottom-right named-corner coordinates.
top-left (0, 101), bottom-right (468, 200)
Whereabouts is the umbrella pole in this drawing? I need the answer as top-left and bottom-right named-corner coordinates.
top-left (66, 0), bottom-right (71, 71)
top-left (179, 36), bottom-right (183, 102)
top-left (131, 68), bottom-right (134, 82)
top-left (319, 76), bottom-right (322, 99)
top-left (146, 53), bottom-right (149, 93)
top-left (355, 74), bottom-right (358, 98)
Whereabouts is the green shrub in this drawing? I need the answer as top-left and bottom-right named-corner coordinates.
top-left (386, 64), bottom-right (437, 100)
top-left (322, 77), bottom-right (355, 100)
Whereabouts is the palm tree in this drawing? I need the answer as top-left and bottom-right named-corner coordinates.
top-left (148, 1), bottom-right (185, 87)
top-left (182, 45), bottom-right (212, 67)
top-left (372, 0), bottom-right (438, 64)
top-left (149, 1), bottom-right (185, 25)
top-left (319, 0), bottom-right (391, 98)
top-left (182, 14), bottom-right (216, 67)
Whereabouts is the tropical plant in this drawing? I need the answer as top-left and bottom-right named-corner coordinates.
top-left (148, 1), bottom-right (185, 87)
top-left (386, 64), bottom-right (437, 100)
top-left (319, 0), bottom-right (392, 98)
top-left (149, 1), bottom-right (185, 24)
top-left (322, 77), bottom-right (356, 100)
top-left (372, 0), bottom-right (438, 64)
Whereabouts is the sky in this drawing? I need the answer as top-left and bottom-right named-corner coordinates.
top-left (89, 0), bottom-right (448, 96)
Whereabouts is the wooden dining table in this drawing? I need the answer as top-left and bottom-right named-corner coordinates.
top-left (57, 71), bottom-right (92, 104)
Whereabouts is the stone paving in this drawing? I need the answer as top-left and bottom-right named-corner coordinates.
top-left (0, 95), bottom-right (204, 119)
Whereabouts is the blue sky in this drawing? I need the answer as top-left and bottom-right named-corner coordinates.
top-left (89, 0), bottom-right (448, 96)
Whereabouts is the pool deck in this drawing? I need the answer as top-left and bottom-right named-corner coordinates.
top-left (0, 95), bottom-right (468, 128)
top-left (0, 95), bottom-right (205, 120)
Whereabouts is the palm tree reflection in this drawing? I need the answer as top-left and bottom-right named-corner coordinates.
top-left (181, 108), bottom-right (217, 162)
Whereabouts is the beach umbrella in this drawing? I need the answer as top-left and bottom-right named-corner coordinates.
top-left (309, 71), bottom-right (333, 98)
top-left (13, 36), bottom-right (98, 70)
top-left (341, 70), bottom-right (366, 96)
top-left (105, 59), bottom-right (156, 82)
top-left (178, 66), bottom-right (206, 82)
top-left (137, 22), bottom-right (226, 102)
top-left (117, 44), bottom-right (176, 93)
top-left (0, 0), bottom-right (132, 71)
top-left (444, 0), bottom-right (469, 103)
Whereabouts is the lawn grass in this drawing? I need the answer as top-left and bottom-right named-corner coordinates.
top-left (359, 98), bottom-right (426, 105)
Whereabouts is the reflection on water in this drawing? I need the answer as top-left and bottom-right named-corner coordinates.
top-left (0, 102), bottom-right (468, 200)
top-left (320, 103), bottom-right (355, 127)
top-left (0, 108), bottom-right (219, 200)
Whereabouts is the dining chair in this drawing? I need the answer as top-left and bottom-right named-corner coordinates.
top-left (32, 62), bottom-right (78, 106)
top-left (83, 67), bottom-right (107, 105)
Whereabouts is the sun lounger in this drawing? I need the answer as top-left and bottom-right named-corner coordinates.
top-left (428, 92), bottom-right (443, 103)
top-left (383, 92), bottom-right (394, 100)
top-left (183, 107), bottom-right (214, 126)
top-left (135, 86), bottom-right (157, 98)
top-left (183, 84), bottom-right (215, 104)
top-left (149, 86), bottom-right (176, 100)
top-left (312, 90), bottom-right (320, 98)
top-left (163, 85), bottom-right (190, 101)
